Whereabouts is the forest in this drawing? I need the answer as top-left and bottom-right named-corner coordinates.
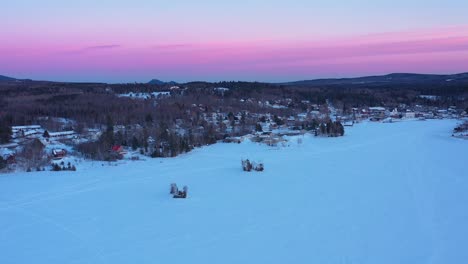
top-left (0, 76), bottom-right (467, 161)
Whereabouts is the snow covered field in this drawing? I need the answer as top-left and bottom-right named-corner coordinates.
top-left (1, 120), bottom-right (467, 264)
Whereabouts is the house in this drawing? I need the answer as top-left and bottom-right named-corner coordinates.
top-left (111, 145), bottom-right (125, 154)
top-left (405, 110), bottom-right (416, 119)
top-left (359, 109), bottom-right (369, 119)
top-left (110, 145), bottom-right (125, 159)
top-left (214, 87), bottom-right (229, 95)
top-left (390, 108), bottom-right (401, 118)
top-left (369, 107), bottom-right (387, 116)
top-left (52, 149), bottom-right (67, 159)
top-left (368, 107), bottom-right (387, 121)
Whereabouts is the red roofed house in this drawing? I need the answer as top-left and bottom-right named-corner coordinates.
top-left (110, 145), bottom-right (125, 159)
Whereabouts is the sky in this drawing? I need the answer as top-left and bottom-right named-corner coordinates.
top-left (1, 0), bottom-right (468, 83)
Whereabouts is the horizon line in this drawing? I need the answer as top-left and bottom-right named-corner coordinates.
top-left (2, 70), bottom-right (468, 84)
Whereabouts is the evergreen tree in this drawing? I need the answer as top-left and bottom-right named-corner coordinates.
top-left (273, 115), bottom-right (283, 125)
top-left (0, 119), bottom-right (12, 144)
top-left (52, 164), bottom-right (61, 171)
top-left (255, 123), bottom-right (263, 132)
top-left (106, 115), bottom-right (114, 133)
top-left (326, 121), bottom-right (332, 135)
top-left (335, 121), bottom-right (345, 136)
top-left (100, 115), bottom-right (115, 148)
top-left (114, 131), bottom-right (124, 145)
top-left (43, 130), bottom-right (50, 138)
top-left (131, 136), bottom-right (140, 150)
top-left (240, 112), bottom-right (246, 126)
top-left (319, 123), bottom-right (326, 135)
top-left (145, 113), bottom-right (153, 124)
top-left (0, 156), bottom-right (6, 170)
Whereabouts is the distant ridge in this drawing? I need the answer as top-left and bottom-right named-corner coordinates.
top-left (148, 79), bottom-right (178, 85)
top-left (0, 75), bottom-right (33, 83)
top-left (279, 72), bottom-right (468, 86)
top-left (0, 75), bottom-right (17, 82)
top-left (2, 72), bottom-right (468, 85)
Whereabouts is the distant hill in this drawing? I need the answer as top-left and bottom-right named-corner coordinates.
top-left (0, 75), bottom-right (16, 82)
top-left (3, 73), bottom-right (468, 87)
top-left (280, 73), bottom-right (468, 87)
top-left (148, 79), bottom-right (178, 85)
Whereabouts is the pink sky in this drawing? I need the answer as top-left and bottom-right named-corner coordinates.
top-left (1, 26), bottom-right (468, 82)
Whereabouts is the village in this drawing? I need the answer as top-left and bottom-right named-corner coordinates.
top-left (1, 88), bottom-right (467, 173)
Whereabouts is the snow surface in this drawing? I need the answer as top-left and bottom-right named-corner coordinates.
top-left (1, 120), bottom-right (467, 264)
top-left (118, 92), bottom-right (170, 99)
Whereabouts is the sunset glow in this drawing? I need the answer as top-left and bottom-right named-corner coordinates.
top-left (2, 0), bottom-right (468, 82)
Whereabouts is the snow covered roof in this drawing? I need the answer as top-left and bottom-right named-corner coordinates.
top-left (49, 131), bottom-right (75, 137)
top-left (12, 125), bottom-right (41, 131)
top-left (214, 87), bottom-right (229, 92)
top-left (52, 149), bottom-right (67, 155)
top-left (24, 130), bottom-right (41, 136)
top-left (369, 107), bottom-right (386, 111)
top-left (419, 95), bottom-right (440, 101)
top-left (118, 92), bottom-right (170, 100)
top-left (0, 148), bottom-right (15, 158)
top-left (0, 143), bottom-right (19, 149)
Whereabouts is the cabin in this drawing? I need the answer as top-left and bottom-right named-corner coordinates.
top-left (405, 111), bottom-right (416, 119)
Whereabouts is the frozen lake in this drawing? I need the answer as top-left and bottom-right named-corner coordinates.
top-left (1, 120), bottom-right (467, 264)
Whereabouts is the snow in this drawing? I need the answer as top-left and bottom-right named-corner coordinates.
top-left (369, 106), bottom-right (386, 111)
top-left (48, 131), bottom-right (76, 138)
top-left (1, 120), bottom-right (467, 264)
top-left (214, 87), bottom-right (229, 92)
top-left (118, 92), bottom-right (170, 99)
top-left (11, 125), bottom-right (41, 131)
top-left (0, 148), bottom-right (14, 158)
top-left (419, 95), bottom-right (441, 101)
